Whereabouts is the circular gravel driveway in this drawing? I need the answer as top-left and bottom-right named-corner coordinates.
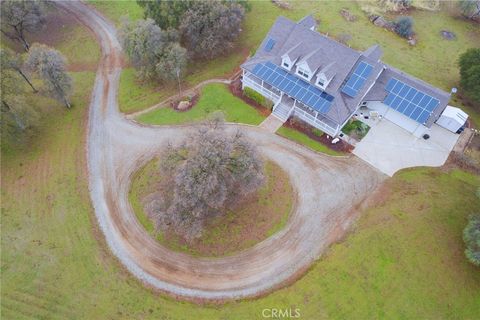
top-left (59, 1), bottom-right (384, 300)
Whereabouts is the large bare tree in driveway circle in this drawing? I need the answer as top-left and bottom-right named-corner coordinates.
top-left (148, 114), bottom-right (265, 241)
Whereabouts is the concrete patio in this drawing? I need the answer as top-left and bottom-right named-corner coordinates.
top-left (353, 119), bottom-right (460, 176)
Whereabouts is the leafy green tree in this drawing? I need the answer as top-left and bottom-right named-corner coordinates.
top-left (458, 48), bottom-right (480, 103)
top-left (179, 1), bottom-right (245, 59)
top-left (137, 0), bottom-right (192, 30)
top-left (119, 18), bottom-right (187, 82)
top-left (154, 43), bottom-right (187, 82)
top-left (1, 66), bottom-right (39, 140)
top-left (0, 0), bottom-right (46, 51)
top-left (26, 44), bottom-right (73, 108)
top-left (0, 48), bottom-right (37, 92)
top-left (394, 16), bottom-right (414, 38)
top-left (463, 214), bottom-right (480, 267)
top-left (459, 0), bottom-right (480, 20)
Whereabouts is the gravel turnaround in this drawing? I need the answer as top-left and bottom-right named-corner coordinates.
top-left (58, 1), bottom-right (386, 300)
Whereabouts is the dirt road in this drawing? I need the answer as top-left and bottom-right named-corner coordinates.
top-left (59, 1), bottom-right (385, 300)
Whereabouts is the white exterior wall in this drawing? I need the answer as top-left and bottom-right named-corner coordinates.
top-left (364, 101), bottom-right (429, 138)
top-left (436, 115), bottom-right (462, 133)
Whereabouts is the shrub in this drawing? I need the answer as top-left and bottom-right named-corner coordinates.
top-left (312, 128), bottom-right (324, 137)
top-left (463, 214), bottom-right (480, 267)
top-left (342, 120), bottom-right (370, 139)
top-left (243, 87), bottom-right (272, 108)
top-left (394, 16), bottom-right (414, 38)
top-left (458, 48), bottom-right (480, 104)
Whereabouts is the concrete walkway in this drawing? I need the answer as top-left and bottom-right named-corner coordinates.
top-left (259, 114), bottom-right (285, 133)
top-left (353, 119), bottom-right (460, 176)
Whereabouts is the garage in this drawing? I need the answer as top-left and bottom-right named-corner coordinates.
top-left (362, 101), bottom-right (428, 137)
top-left (383, 107), bottom-right (427, 137)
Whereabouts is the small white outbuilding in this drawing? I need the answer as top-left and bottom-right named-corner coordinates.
top-left (436, 106), bottom-right (468, 133)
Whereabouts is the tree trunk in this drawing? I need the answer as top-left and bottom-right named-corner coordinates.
top-left (63, 96), bottom-right (71, 109)
top-left (16, 69), bottom-right (37, 93)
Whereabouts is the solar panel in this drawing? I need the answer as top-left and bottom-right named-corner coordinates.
top-left (250, 62), bottom-right (334, 114)
top-left (383, 78), bottom-right (440, 124)
top-left (264, 38), bottom-right (275, 52)
top-left (341, 61), bottom-right (374, 98)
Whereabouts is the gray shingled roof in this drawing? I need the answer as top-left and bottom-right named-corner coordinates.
top-left (297, 15), bottom-right (317, 30)
top-left (241, 15), bottom-right (450, 128)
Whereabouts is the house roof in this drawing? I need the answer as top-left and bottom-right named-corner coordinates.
top-left (363, 65), bottom-right (450, 127)
top-left (297, 15), bottom-right (316, 30)
top-left (241, 15), bottom-right (450, 128)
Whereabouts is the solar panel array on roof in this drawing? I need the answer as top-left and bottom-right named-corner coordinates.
top-left (383, 78), bottom-right (440, 124)
top-left (264, 38), bottom-right (275, 52)
top-left (251, 62), bottom-right (334, 114)
top-left (341, 61), bottom-right (373, 97)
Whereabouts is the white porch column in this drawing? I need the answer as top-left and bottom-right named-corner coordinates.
top-left (241, 69), bottom-right (245, 89)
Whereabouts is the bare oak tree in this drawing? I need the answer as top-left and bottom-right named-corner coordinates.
top-left (0, 0), bottom-right (46, 52)
top-left (26, 44), bottom-right (72, 108)
top-left (179, 1), bottom-right (245, 59)
top-left (150, 114), bottom-right (264, 241)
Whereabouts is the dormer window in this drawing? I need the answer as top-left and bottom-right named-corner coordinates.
top-left (281, 56), bottom-right (293, 71)
top-left (316, 73), bottom-right (328, 90)
top-left (297, 67), bottom-right (309, 79)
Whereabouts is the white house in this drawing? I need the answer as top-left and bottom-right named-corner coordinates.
top-left (240, 15), bottom-right (467, 138)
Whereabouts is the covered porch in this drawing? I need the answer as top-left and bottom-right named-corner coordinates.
top-left (242, 72), bottom-right (340, 136)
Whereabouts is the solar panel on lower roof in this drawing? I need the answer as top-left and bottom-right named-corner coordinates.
top-left (383, 78), bottom-right (440, 124)
top-left (250, 62), bottom-right (335, 114)
top-left (264, 38), bottom-right (275, 52)
top-left (341, 61), bottom-right (374, 98)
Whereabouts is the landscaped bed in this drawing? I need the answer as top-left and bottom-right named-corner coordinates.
top-left (136, 83), bottom-right (267, 126)
top-left (342, 119), bottom-right (371, 141)
top-left (278, 117), bottom-right (352, 156)
top-left (129, 159), bottom-right (294, 257)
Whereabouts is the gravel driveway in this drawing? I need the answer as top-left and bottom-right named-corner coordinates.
top-left (58, 1), bottom-right (385, 300)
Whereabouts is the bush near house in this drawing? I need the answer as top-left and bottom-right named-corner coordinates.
top-left (243, 86), bottom-right (273, 109)
top-left (342, 119), bottom-right (370, 140)
top-left (458, 48), bottom-right (480, 106)
top-left (463, 213), bottom-right (480, 267)
top-left (394, 16), bottom-right (414, 38)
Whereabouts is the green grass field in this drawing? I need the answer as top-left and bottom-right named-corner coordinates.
top-left (277, 126), bottom-right (343, 156)
top-left (2, 2), bottom-right (480, 319)
top-left (137, 83), bottom-right (266, 125)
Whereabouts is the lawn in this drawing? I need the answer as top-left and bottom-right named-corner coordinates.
top-left (3, 111), bottom-right (480, 319)
top-left (118, 68), bottom-right (173, 114)
top-left (87, 0), bottom-right (144, 25)
top-left (137, 83), bottom-right (266, 126)
top-left (277, 126), bottom-right (343, 156)
top-left (129, 159), bottom-right (293, 257)
top-left (1, 6), bottom-right (101, 72)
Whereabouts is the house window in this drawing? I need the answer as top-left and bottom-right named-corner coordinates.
top-left (283, 62), bottom-right (289, 68)
top-left (317, 79), bottom-right (325, 87)
top-left (297, 67), bottom-right (309, 79)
